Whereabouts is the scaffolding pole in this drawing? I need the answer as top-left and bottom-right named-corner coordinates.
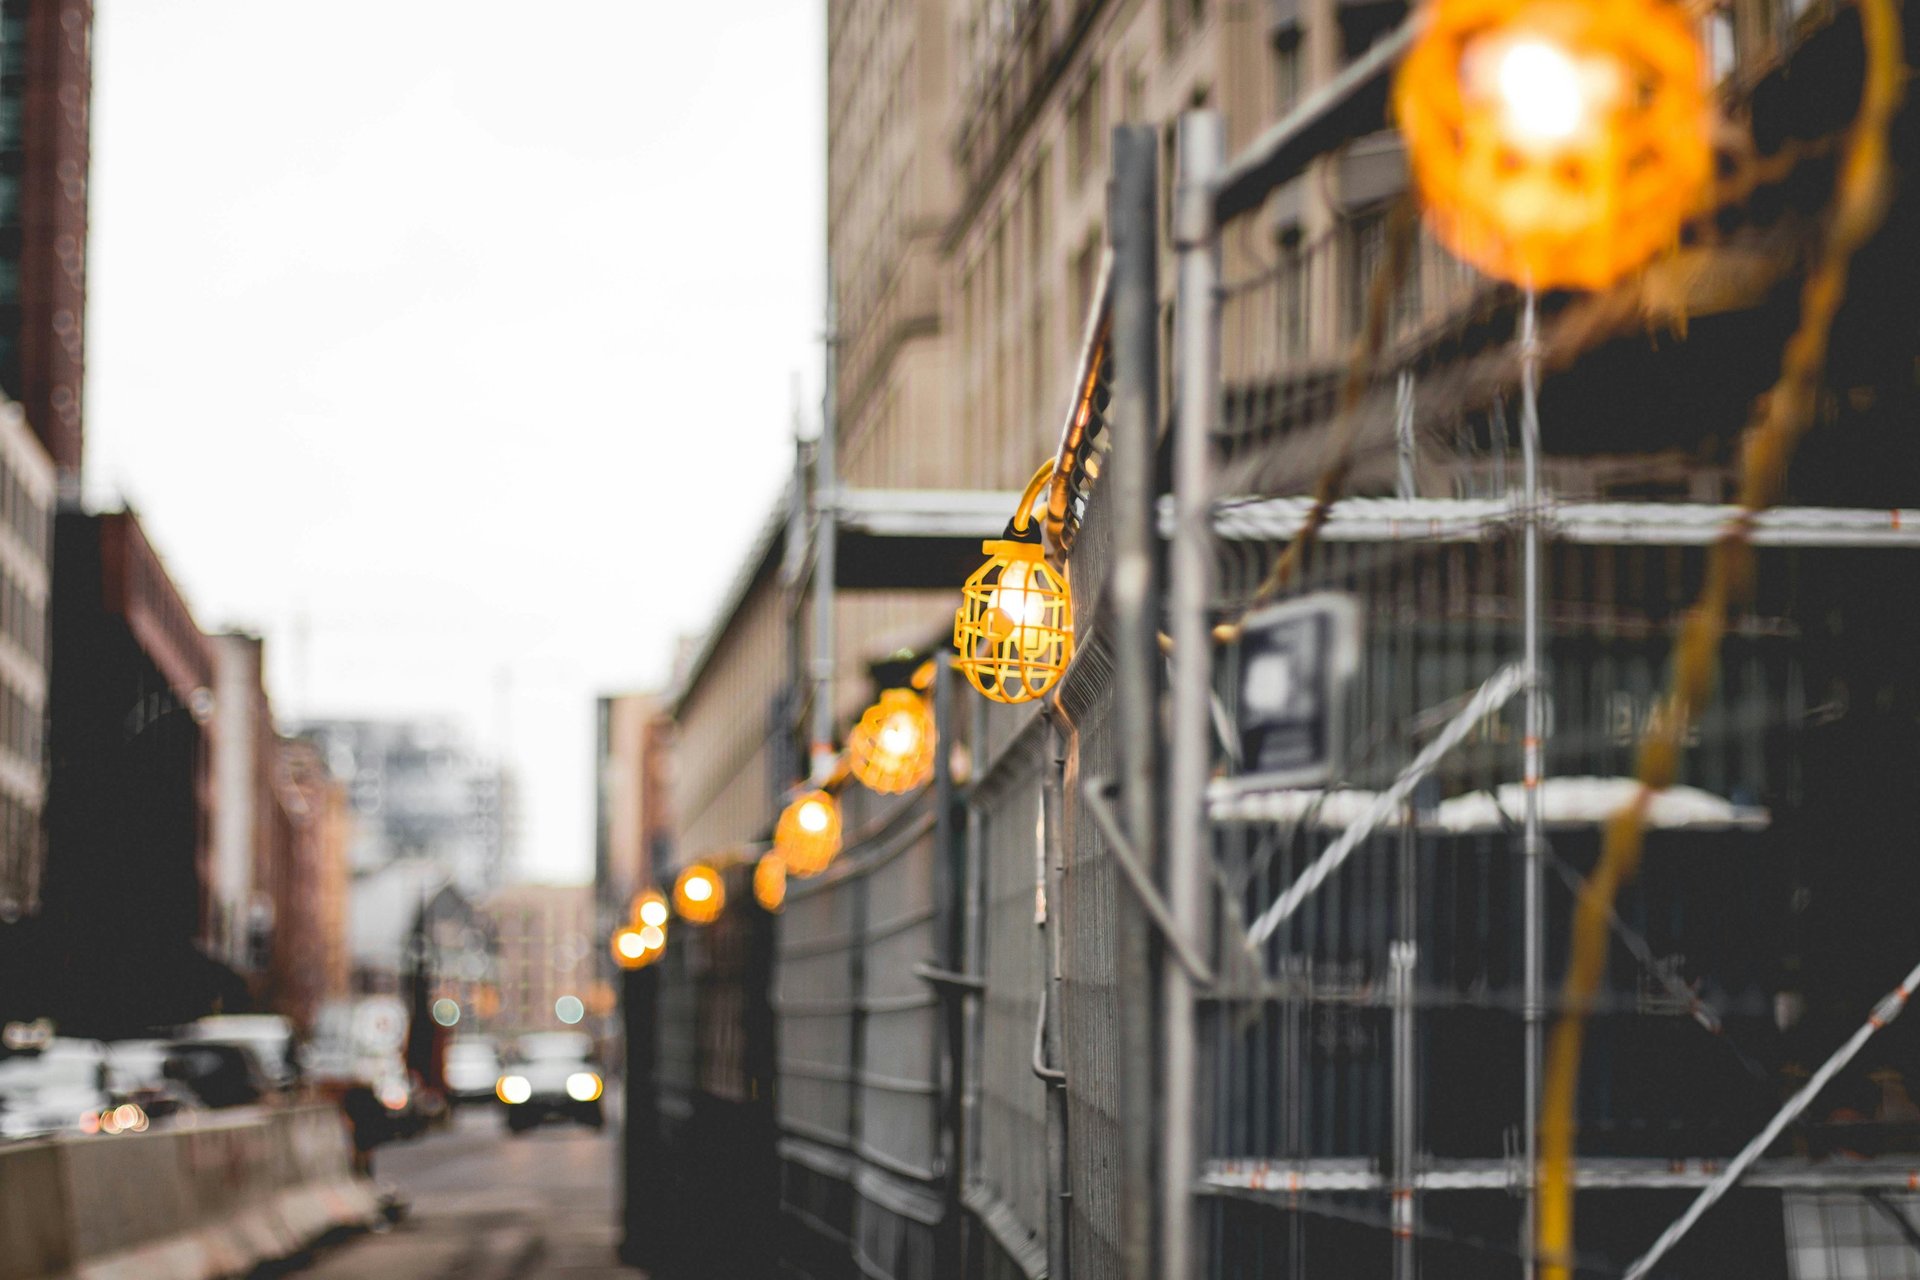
top-left (811, 286), bottom-right (839, 783)
top-left (1166, 110), bottom-right (1224, 1280)
top-left (1109, 123), bottom-right (1161, 1280)
top-left (1520, 287), bottom-right (1546, 1278)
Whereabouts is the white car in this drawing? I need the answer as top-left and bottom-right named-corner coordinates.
top-left (0, 1038), bottom-right (112, 1140)
top-left (445, 1038), bottom-right (503, 1103)
top-left (496, 1033), bottom-right (604, 1133)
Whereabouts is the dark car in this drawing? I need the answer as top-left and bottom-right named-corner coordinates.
top-left (496, 1032), bottom-right (604, 1134)
top-left (163, 1041), bottom-right (276, 1110)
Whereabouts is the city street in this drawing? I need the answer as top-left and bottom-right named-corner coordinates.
top-left (290, 1103), bottom-right (641, 1280)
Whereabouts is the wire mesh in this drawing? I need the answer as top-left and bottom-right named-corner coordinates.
top-left (1189, 329), bottom-right (1920, 1276)
top-left (966, 717), bottom-right (1052, 1275)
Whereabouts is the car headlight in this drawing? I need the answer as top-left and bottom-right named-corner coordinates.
top-left (496, 1074), bottom-right (532, 1105)
top-left (565, 1072), bottom-right (602, 1103)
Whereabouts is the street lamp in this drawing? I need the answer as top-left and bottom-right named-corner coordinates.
top-left (1396, 0), bottom-right (1711, 290)
top-left (847, 689), bottom-right (936, 794)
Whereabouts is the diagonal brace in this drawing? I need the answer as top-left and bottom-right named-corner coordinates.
top-left (1082, 778), bottom-right (1215, 986)
top-left (1243, 663), bottom-right (1526, 948)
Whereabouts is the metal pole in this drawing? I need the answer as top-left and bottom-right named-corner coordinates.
top-left (1167, 110), bottom-right (1224, 1280)
top-left (1622, 955), bottom-right (1920, 1280)
top-left (933, 655), bottom-right (965, 1280)
top-left (1109, 123), bottom-right (1161, 1280)
top-left (811, 286), bottom-right (839, 783)
top-left (1519, 287), bottom-right (1545, 1278)
top-left (1392, 816), bottom-right (1418, 1278)
top-left (1395, 371), bottom-right (1416, 500)
top-left (1041, 714), bottom-right (1074, 1280)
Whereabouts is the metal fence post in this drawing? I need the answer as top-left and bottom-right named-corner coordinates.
top-left (1108, 123), bottom-right (1161, 1280)
top-left (1520, 287), bottom-right (1546, 1278)
top-left (812, 285), bottom-right (839, 783)
top-left (933, 655), bottom-right (966, 1280)
top-left (1167, 110), bottom-right (1223, 1280)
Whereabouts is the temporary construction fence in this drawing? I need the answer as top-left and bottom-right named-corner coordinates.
top-left (639, 6), bottom-right (1920, 1276)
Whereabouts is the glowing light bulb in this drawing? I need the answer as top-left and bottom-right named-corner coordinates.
top-left (639, 923), bottom-right (665, 949)
top-left (797, 799), bottom-right (830, 834)
top-left (673, 863), bottom-right (726, 922)
top-left (616, 929), bottom-right (645, 959)
top-left (1466, 32), bottom-right (1617, 155)
top-left (988, 561), bottom-right (1044, 633)
top-left (878, 712), bottom-right (921, 758)
top-left (637, 893), bottom-right (669, 928)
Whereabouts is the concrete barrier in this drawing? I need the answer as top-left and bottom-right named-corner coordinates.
top-left (0, 1104), bottom-right (380, 1280)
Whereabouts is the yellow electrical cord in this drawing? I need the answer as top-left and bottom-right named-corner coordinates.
top-left (1536, 1), bottom-right (1905, 1272)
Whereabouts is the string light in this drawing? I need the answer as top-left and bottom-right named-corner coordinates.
top-left (753, 853), bottom-right (788, 913)
top-left (634, 890), bottom-right (669, 930)
top-left (1396, 0), bottom-right (1711, 289)
top-left (776, 789), bottom-right (842, 877)
top-left (955, 462), bottom-right (1074, 704)
top-left (847, 689), bottom-right (937, 793)
top-left (673, 863), bottom-right (725, 924)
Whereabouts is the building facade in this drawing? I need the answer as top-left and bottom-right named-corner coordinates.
top-left (0, 397), bottom-right (50, 925)
top-left (209, 631), bottom-right (284, 982)
top-left (0, 0), bottom-right (91, 482)
top-left (485, 882), bottom-right (596, 1039)
top-left (273, 736), bottom-right (351, 1034)
top-left (297, 717), bottom-right (515, 896)
top-left (40, 508), bottom-right (227, 1035)
top-left (593, 691), bottom-right (672, 947)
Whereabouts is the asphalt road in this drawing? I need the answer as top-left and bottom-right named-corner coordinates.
top-left (288, 1100), bottom-right (643, 1280)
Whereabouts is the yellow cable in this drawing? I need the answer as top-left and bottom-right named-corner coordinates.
top-left (1537, 2), bottom-right (1905, 1272)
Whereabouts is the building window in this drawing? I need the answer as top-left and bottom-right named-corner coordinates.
top-left (1346, 206), bottom-right (1422, 341)
top-left (1068, 67), bottom-right (1103, 189)
top-left (1276, 41), bottom-right (1301, 116)
top-left (1277, 229), bottom-right (1308, 360)
top-left (1071, 229), bottom-right (1102, 341)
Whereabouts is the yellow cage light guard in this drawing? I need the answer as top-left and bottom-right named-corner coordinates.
top-left (775, 789), bottom-right (843, 878)
top-left (954, 461), bottom-right (1075, 704)
top-left (673, 863), bottom-right (725, 924)
top-left (753, 853), bottom-right (788, 913)
top-left (847, 688), bottom-right (937, 794)
top-left (1395, 0), bottom-right (1711, 290)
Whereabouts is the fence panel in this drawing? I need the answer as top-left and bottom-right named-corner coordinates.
top-left (965, 716), bottom-right (1051, 1276)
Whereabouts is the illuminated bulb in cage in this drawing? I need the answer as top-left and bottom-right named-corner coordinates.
top-left (633, 890), bottom-right (669, 930)
top-left (953, 457), bottom-right (1074, 705)
top-left (776, 789), bottom-right (842, 878)
top-left (673, 864), bottom-right (724, 924)
top-left (954, 541), bottom-right (1073, 704)
top-left (1394, 0), bottom-right (1710, 290)
top-left (612, 919), bottom-right (666, 969)
top-left (848, 689), bottom-right (936, 794)
top-left (753, 853), bottom-right (787, 913)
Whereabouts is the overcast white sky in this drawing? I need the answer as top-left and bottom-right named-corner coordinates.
top-left (87, 3), bottom-right (825, 885)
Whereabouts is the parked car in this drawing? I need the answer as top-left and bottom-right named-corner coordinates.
top-left (180, 1015), bottom-right (297, 1088)
top-left (103, 1038), bottom-right (198, 1122)
top-left (162, 1040), bottom-right (276, 1110)
top-left (444, 1037), bottom-right (503, 1105)
top-left (496, 1032), bottom-right (604, 1133)
top-left (0, 1038), bottom-right (112, 1140)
